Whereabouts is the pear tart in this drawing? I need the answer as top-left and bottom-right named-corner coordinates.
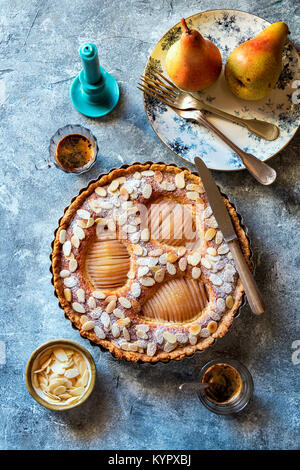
top-left (52, 163), bottom-right (250, 363)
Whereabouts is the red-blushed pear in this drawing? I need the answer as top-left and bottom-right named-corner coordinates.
top-left (225, 22), bottom-right (289, 100)
top-left (165, 18), bottom-right (222, 92)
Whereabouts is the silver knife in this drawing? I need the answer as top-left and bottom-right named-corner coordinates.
top-left (194, 156), bottom-right (265, 315)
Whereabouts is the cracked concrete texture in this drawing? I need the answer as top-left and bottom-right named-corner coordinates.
top-left (0, 0), bottom-right (299, 450)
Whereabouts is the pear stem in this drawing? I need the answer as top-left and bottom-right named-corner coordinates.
top-left (181, 18), bottom-right (190, 34)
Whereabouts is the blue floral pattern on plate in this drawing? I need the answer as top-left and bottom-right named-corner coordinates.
top-left (143, 10), bottom-right (300, 171)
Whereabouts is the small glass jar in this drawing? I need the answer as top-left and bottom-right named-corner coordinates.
top-left (49, 124), bottom-right (98, 174)
top-left (197, 358), bottom-right (254, 415)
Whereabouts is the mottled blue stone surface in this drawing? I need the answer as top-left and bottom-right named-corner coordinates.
top-left (0, 0), bottom-right (299, 450)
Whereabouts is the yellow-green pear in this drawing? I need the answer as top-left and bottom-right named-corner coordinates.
top-left (225, 22), bottom-right (289, 100)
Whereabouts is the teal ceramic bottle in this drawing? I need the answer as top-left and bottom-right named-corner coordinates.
top-left (71, 42), bottom-right (119, 118)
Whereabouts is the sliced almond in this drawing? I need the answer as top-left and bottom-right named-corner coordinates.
top-left (64, 288), bottom-right (72, 302)
top-left (226, 296), bottom-right (234, 309)
top-left (95, 187), bottom-right (107, 197)
top-left (81, 320), bottom-right (95, 331)
top-left (175, 172), bottom-right (185, 189)
top-left (63, 241), bottom-right (71, 257)
top-left (59, 229), bottom-right (67, 244)
top-left (166, 253), bottom-right (178, 263)
top-left (72, 302), bottom-right (85, 314)
top-left (142, 183), bottom-right (152, 199)
top-left (204, 228), bottom-right (216, 241)
top-left (77, 209), bottom-right (90, 219)
top-left (192, 267), bottom-right (201, 279)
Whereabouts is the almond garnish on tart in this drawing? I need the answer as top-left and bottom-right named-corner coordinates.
top-left (52, 163), bottom-right (250, 363)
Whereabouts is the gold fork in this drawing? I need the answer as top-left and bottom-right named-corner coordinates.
top-left (138, 72), bottom-right (277, 185)
top-left (138, 69), bottom-right (279, 141)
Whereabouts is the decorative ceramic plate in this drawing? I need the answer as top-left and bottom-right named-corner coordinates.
top-left (143, 10), bottom-right (300, 171)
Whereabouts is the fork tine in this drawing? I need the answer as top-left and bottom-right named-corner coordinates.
top-left (137, 82), bottom-right (174, 104)
top-left (137, 84), bottom-right (174, 107)
top-left (152, 69), bottom-right (181, 92)
top-left (142, 74), bottom-right (178, 97)
top-left (141, 76), bottom-right (177, 99)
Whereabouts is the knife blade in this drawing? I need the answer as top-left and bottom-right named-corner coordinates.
top-left (194, 156), bottom-right (265, 315)
top-left (194, 156), bottom-right (237, 243)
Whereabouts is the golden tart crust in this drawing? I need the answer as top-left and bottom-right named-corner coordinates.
top-left (52, 163), bottom-right (251, 363)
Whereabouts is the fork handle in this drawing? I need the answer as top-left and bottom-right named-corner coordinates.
top-left (194, 112), bottom-right (277, 185)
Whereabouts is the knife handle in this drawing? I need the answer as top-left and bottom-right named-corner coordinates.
top-left (228, 239), bottom-right (265, 315)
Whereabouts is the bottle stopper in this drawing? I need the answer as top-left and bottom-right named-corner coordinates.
top-left (70, 42), bottom-right (119, 118)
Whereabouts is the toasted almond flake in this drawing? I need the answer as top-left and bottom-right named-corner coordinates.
top-left (208, 321), bottom-right (218, 333)
top-left (60, 269), bottom-right (70, 278)
top-left (147, 342), bottom-right (157, 357)
top-left (192, 267), bottom-right (201, 279)
top-left (63, 241), bottom-right (71, 257)
top-left (209, 273), bottom-right (223, 286)
top-left (206, 216), bottom-right (218, 229)
top-left (69, 386), bottom-right (85, 397)
top-left (133, 171), bottom-right (142, 180)
top-left (127, 270), bottom-right (135, 280)
top-left (122, 326), bottom-right (130, 341)
top-left (73, 225), bottom-right (85, 240)
top-left (81, 320), bottom-right (95, 331)
top-left (87, 297), bottom-right (96, 309)
top-left (217, 244), bottom-right (230, 255)
top-left (131, 283), bottom-right (141, 298)
top-left (94, 325), bottom-right (106, 339)
top-left (200, 328), bottom-right (210, 338)
top-left (140, 276), bottom-right (155, 287)
top-left (64, 277), bottom-right (77, 288)
top-left (154, 268), bottom-right (165, 283)
top-left (108, 180), bottom-right (119, 193)
top-left (95, 187), bottom-right (107, 197)
top-left (190, 324), bottom-right (201, 336)
top-left (59, 229), bottom-right (67, 244)
top-left (177, 246), bottom-right (187, 257)
top-left (226, 296), bottom-right (234, 309)
top-left (189, 334), bottom-right (197, 345)
top-left (86, 218), bottom-right (95, 228)
top-left (215, 231), bottom-right (223, 245)
top-left (138, 266), bottom-right (149, 278)
top-left (149, 248), bottom-right (163, 257)
top-left (118, 317), bottom-right (131, 327)
top-left (77, 209), bottom-right (90, 219)
top-left (216, 298), bottom-right (226, 312)
top-left (104, 295), bottom-right (117, 304)
top-left (92, 290), bottom-right (106, 299)
top-left (72, 302), bottom-right (85, 314)
top-left (176, 333), bottom-right (188, 344)
top-left (204, 228), bottom-right (216, 241)
top-left (207, 247), bottom-right (217, 256)
top-left (71, 235), bottom-right (80, 248)
top-left (76, 288), bottom-right (85, 303)
top-left (188, 252), bottom-right (201, 266)
top-left (120, 186), bottom-right (129, 200)
top-left (105, 299), bottom-right (116, 313)
top-left (166, 253), bottom-right (178, 263)
top-left (204, 207), bottom-right (213, 218)
top-left (166, 262), bottom-right (176, 275)
top-left (64, 367), bottom-right (80, 379)
top-left (179, 257), bottom-right (187, 271)
top-left (163, 331), bottom-right (177, 344)
top-left (80, 315), bottom-right (88, 324)
top-left (69, 259), bottom-right (78, 273)
top-left (64, 288), bottom-right (72, 302)
top-left (164, 341), bottom-right (177, 352)
top-left (201, 258), bottom-right (211, 269)
top-left (100, 312), bottom-right (110, 328)
top-left (141, 170), bottom-right (154, 176)
top-left (113, 308), bottom-right (124, 319)
top-left (119, 297), bottom-right (131, 309)
top-left (142, 183), bottom-right (152, 199)
top-left (53, 348), bottom-right (68, 362)
top-left (133, 245), bottom-right (143, 256)
top-left (175, 172), bottom-right (185, 189)
top-left (141, 228), bottom-right (150, 242)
